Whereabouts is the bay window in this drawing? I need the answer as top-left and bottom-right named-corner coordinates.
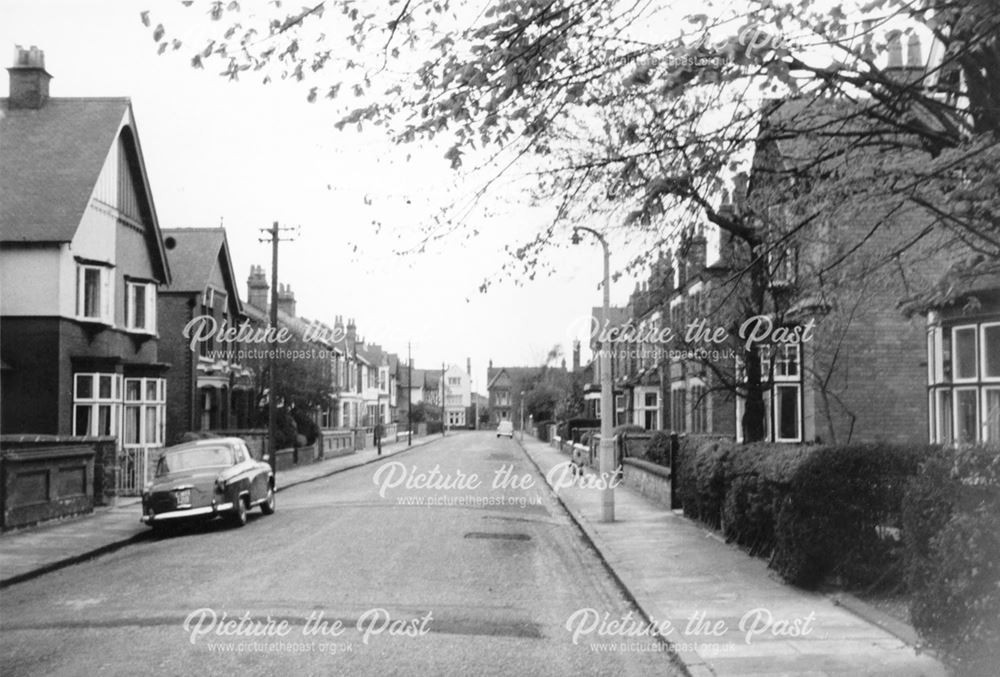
top-left (928, 321), bottom-right (1000, 444)
top-left (73, 373), bottom-right (121, 436)
top-left (123, 377), bottom-right (166, 447)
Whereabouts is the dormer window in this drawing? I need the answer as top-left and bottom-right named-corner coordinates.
top-left (76, 262), bottom-right (112, 323)
top-left (125, 280), bottom-right (156, 333)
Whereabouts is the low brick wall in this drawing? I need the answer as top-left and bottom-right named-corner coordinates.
top-left (1, 435), bottom-right (117, 505)
top-left (319, 429), bottom-right (355, 459)
top-left (275, 447), bottom-right (296, 472)
top-left (622, 457), bottom-right (672, 509)
top-left (1, 445), bottom-right (95, 530)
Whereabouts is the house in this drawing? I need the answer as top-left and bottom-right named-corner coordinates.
top-left (0, 46), bottom-right (171, 492)
top-left (443, 362), bottom-right (471, 428)
top-left (241, 270), bottom-right (334, 432)
top-left (486, 362), bottom-right (569, 429)
top-left (157, 228), bottom-right (253, 444)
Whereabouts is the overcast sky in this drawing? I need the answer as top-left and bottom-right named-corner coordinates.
top-left (0, 0), bottom-right (663, 392)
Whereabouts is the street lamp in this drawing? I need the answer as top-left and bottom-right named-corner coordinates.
top-left (572, 226), bottom-right (615, 523)
top-left (520, 390), bottom-right (525, 442)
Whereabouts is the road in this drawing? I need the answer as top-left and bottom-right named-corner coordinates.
top-left (0, 431), bottom-right (681, 677)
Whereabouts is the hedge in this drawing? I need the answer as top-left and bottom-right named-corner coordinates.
top-left (902, 444), bottom-right (1000, 675)
top-left (771, 443), bottom-right (928, 589)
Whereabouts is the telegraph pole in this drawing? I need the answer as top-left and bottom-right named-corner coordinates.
top-left (259, 221), bottom-right (297, 478)
top-left (441, 362), bottom-right (446, 436)
top-left (407, 342), bottom-right (412, 446)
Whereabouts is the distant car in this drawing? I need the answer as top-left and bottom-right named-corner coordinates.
top-left (497, 420), bottom-right (514, 438)
top-left (141, 437), bottom-right (274, 531)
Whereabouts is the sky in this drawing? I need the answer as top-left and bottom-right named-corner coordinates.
top-left (0, 0), bottom-right (650, 393)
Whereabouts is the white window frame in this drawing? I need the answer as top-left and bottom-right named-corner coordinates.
top-left (73, 373), bottom-right (121, 437)
top-left (76, 264), bottom-right (113, 324)
top-left (951, 325), bottom-right (979, 383)
top-left (982, 386), bottom-right (1000, 443)
top-left (123, 377), bottom-right (166, 448)
top-left (953, 386), bottom-right (980, 444)
top-left (125, 280), bottom-right (157, 334)
top-left (981, 322), bottom-right (1000, 381)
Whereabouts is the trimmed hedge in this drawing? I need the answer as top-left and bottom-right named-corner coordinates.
top-left (678, 437), bottom-right (1000, 671)
top-left (771, 443), bottom-right (927, 589)
top-left (903, 445), bottom-right (1000, 675)
top-left (722, 443), bottom-right (808, 557)
top-left (644, 431), bottom-right (672, 466)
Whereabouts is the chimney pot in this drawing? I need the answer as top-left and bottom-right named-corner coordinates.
top-left (7, 44), bottom-right (52, 110)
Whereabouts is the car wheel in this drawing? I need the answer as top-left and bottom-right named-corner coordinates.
top-left (230, 495), bottom-right (248, 527)
top-left (260, 484), bottom-right (276, 515)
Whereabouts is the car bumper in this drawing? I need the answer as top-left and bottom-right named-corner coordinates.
top-left (141, 502), bottom-right (234, 523)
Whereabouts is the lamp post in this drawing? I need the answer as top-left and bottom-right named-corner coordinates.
top-left (519, 391), bottom-right (525, 442)
top-left (572, 226), bottom-right (615, 522)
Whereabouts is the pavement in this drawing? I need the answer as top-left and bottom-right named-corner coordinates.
top-left (0, 432), bottom-right (442, 588)
top-left (517, 434), bottom-right (950, 677)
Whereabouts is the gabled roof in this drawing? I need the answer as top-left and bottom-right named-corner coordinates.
top-left (161, 228), bottom-right (243, 314)
top-left (486, 366), bottom-right (544, 390)
top-left (0, 97), bottom-right (170, 283)
top-left (1, 98), bottom-right (128, 241)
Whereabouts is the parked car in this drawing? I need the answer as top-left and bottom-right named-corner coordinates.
top-left (496, 420), bottom-right (514, 438)
top-left (141, 437), bottom-right (274, 531)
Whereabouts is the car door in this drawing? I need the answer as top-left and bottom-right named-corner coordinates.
top-left (241, 442), bottom-right (267, 502)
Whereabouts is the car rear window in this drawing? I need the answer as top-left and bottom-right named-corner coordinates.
top-left (156, 447), bottom-right (235, 475)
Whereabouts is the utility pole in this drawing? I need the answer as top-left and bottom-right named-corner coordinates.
top-left (258, 221), bottom-right (296, 478)
top-left (407, 342), bottom-right (412, 446)
top-left (441, 362), bottom-right (446, 436)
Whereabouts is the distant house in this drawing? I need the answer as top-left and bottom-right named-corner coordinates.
top-left (0, 46), bottom-right (172, 492)
top-left (486, 362), bottom-right (569, 429)
top-left (157, 228), bottom-right (253, 444)
top-left (443, 362), bottom-right (471, 428)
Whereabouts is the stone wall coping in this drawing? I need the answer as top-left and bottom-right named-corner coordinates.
top-left (623, 456), bottom-right (671, 480)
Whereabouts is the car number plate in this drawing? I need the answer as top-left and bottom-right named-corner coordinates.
top-left (175, 489), bottom-right (191, 506)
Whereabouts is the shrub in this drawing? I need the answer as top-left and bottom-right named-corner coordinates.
top-left (290, 407), bottom-right (319, 446)
top-left (903, 445), bottom-right (1000, 675)
top-left (721, 443), bottom-right (809, 557)
top-left (771, 443), bottom-right (926, 589)
top-left (690, 440), bottom-right (738, 528)
top-left (426, 420), bottom-right (444, 435)
top-left (645, 431), bottom-right (673, 466)
top-left (613, 424), bottom-right (645, 437)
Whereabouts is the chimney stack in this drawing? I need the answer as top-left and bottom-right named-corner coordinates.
top-left (573, 339), bottom-right (581, 372)
top-left (277, 283), bottom-right (296, 317)
top-left (247, 265), bottom-right (269, 310)
top-left (7, 45), bottom-right (51, 110)
top-left (887, 31), bottom-right (903, 70)
top-left (346, 318), bottom-right (357, 347)
top-left (466, 357), bottom-right (471, 376)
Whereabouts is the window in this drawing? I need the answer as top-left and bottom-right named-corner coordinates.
top-left (734, 344), bottom-right (802, 443)
top-left (76, 264), bottom-right (112, 323)
top-left (73, 373), bottom-right (121, 436)
top-left (123, 377), bottom-right (166, 447)
top-left (671, 386), bottom-right (687, 433)
top-left (690, 384), bottom-right (708, 433)
top-left (448, 377), bottom-right (461, 386)
top-left (928, 321), bottom-right (1000, 443)
top-left (644, 392), bottom-right (657, 407)
top-left (125, 281), bottom-right (156, 333)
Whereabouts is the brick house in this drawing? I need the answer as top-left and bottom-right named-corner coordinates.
top-left (157, 228), bottom-right (253, 444)
top-left (0, 46), bottom-right (171, 491)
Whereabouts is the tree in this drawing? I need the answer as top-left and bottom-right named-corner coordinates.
top-left (148, 0), bottom-right (1000, 439)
